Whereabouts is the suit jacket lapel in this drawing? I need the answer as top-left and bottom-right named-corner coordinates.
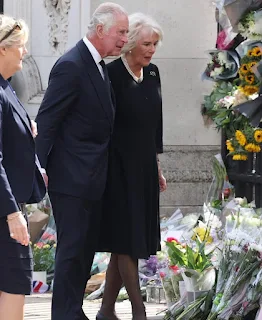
top-left (76, 40), bottom-right (114, 127)
top-left (5, 85), bottom-right (34, 139)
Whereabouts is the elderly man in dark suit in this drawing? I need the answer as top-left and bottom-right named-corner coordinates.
top-left (35, 3), bottom-right (129, 319)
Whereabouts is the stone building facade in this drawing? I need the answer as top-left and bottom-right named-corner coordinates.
top-left (4, 0), bottom-right (221, 216)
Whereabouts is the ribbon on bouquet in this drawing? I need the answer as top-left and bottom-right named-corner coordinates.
top-left (32, 280), bottom-right (50, 293)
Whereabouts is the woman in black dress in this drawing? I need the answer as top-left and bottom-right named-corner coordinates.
top-left (97, 13), bottom-right (166, 320)
top-left (0, 15), bottom-right (46, 319)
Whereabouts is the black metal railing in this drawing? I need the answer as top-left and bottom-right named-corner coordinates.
top-left (221, 131), bottom-right (262, 207)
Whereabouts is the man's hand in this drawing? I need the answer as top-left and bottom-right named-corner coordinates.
top-left (7, 212), bottom-right (30, 246)
top-left (42, 172), bottom-right (48, 187)
top-left (31, 120), bottom-right (38, 138)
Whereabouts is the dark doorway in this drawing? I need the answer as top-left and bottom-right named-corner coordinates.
top-left (0, 1), bottom-right (3, 14)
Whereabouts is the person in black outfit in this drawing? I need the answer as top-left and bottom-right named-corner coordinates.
top-left (97, 13), bottom-right (167, 320)
top-left (35, 3), bottom-right (129, 320)
top-left (0, 15), bottom-right (46, 320)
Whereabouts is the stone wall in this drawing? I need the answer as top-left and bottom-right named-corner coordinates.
top-left (4, 0), bottom-right (221, 216)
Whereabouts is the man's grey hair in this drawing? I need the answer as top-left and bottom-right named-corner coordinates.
top-left (87, 2), bottom-right (127, 36)
top-left (122, 13), bottom-right (163, 54)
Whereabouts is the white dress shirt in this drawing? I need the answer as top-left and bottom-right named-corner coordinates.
top-left (83, 36), bottom-right (104, 79)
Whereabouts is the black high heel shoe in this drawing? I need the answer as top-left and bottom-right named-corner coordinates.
top-left (96, 311), bottom-right (120, 320)
top-left (96, 311), bottom-right (108, 320)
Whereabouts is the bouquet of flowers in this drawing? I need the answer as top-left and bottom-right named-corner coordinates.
top-left (207, 208), bottom-right (262, 319)
top-left (238, 9), bottom-right (262, 40)
top-left (202, 81), bottom-right (252, 138)
top-left (203, 50), bottom-right (239, 81)
top-left (237, 46), bottom-right (262, 96)
top-left (32, 240), bottom-right (56, 272)
top-left (226, 127), bottom-right (262, 160)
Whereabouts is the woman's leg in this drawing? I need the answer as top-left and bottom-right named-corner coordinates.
top-left (99, 254), bottom-right (123, 319)
top-left (0, 291), bottom-right (25, 320)
top-left (117, 255), bottom-right (146, 320)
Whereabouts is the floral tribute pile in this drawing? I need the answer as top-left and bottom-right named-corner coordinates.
top-left (143, 155), bottom-right (262, 319)
top-left (201, 0), bottom-right (262, 161)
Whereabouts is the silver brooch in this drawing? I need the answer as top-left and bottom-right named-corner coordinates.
top-left (150, 71), bottom-right (156, 76)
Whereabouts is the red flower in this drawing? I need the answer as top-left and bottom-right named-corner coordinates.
top-left (169, 265), bottom-right (180, 273)
top-left (159, 272), bottom-right (166, 278)
top-left (166, 237), bottom-right (179, 243)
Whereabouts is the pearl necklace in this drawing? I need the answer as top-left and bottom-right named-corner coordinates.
top-left (121, 55), bottom-right (143, 83)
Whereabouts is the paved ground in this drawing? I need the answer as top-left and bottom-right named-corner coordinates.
top-left (25, 294), bottom-right (166, 320)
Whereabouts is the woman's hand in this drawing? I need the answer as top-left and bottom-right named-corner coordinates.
top-left (7, 212), bottom-right (30, 246)
top-left (159, 173), bottom-right (167, 192)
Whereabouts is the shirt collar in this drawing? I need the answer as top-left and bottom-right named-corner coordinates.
top-left (83, 36), bottom-right (102, 65)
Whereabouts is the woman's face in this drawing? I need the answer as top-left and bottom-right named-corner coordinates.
top-left (130, 29), bottom-right (159, 67)
top-left (6, 41), bottom-right (28, 73)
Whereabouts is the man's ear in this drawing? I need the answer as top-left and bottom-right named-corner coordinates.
top-left (96, 24), bottom-right (104, 39)
top-left (0, 47), bottom-right (7, 57)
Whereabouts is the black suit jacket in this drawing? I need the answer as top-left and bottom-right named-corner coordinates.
top-left (0, 76), bottom-right (46, 218)
top-left (35, 40), bottom-right (115, 200)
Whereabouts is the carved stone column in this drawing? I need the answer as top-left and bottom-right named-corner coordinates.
top-left (4, 0), bottom-right (32, 53)
top-left (80, 0), bottom-right (91, 37)
top-left (43, 0), bottom-right (71, 55)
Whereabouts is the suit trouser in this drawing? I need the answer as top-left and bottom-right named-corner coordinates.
top-left (49, 191), bottom-right (102, 320)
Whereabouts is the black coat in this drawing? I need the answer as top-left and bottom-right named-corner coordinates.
top-left (35, 40), bottom-right (115, 200)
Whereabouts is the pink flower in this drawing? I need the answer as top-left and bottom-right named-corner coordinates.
top-left (216, 30), bottom-right (235, 50)
top-left (159, 272), bottom-right (166, 278)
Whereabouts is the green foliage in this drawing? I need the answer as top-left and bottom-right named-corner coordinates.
top-left (32, 242), bottom-right (56, 272)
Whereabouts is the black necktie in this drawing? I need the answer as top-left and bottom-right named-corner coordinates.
top-left (99, 60), bottom-right (110, 88)
top-left (99, 60), bottom-right (115, 113)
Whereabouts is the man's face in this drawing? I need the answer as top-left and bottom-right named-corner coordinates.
top-left (102, 14), bottom-right (129, 57)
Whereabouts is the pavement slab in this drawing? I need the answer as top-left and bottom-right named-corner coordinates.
top-left (25, 294), bottom-right (166, 320)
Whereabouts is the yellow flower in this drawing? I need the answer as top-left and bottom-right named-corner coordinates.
top-left (254, 130), bottom-right (262, 143)
top-left (245, 74), bottom-right (255, 84)
top-left (247, 49), bottom-right (253, 56)
top-left (240, 85), bottom-right (259, 96)
top-left (245, 143), bottom-right (261, 153)
top-left (252, 47), bottom-right (262, 57)
top-left (43, 244), bottom-right (50, 249)
top-left (226, 140), bottom-right (235, 152)
top-left (235, 130), bottom-right (247, 146)
top-left (192, 227), bottom-right (213, 243)
top-left (248, 61), bottom-right (257, 70)
top-left (240, 64), bottom-right (249, 74)
top-left (233, 154), bottom-right (248, 161)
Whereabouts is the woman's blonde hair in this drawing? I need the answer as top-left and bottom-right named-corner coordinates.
top-left (0, 15), bottom-right (29, 47)
top-left (122, 13), bottom-right (163, 54)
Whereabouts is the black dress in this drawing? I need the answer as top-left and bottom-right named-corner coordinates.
top-left (98, 58), bottom-right (163, 259)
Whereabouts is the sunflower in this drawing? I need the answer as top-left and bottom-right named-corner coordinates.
top-left (241, 85), bottom-right (259, 96)
top-left (245, 74), bottom-right (255, 84)
top-left (248, 61), bottom-right (257, 70)
top-left (240, 64), bottom-right (249, 74)
top-left (226, 140), bottom-right (235, 152)
top-left (235, 130), bottom-right (247, 146)
top-left (252, 47), bottom-right (262, 57)
top-left (245, 143), bottom-right (261, 153)
top-left (254, 130), bottom-right (262, 143)
top-left (233, 154), bottom-right (248, 161)
top-left (247, 49), bottom-right (254, 56)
